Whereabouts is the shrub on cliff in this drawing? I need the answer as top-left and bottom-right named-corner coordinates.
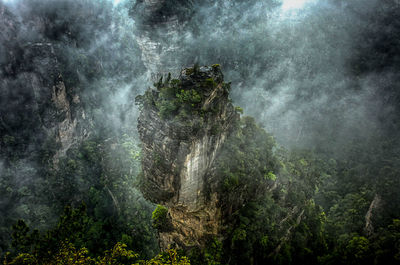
top-left (135, 65), bottom-right (229, 123)
top-left (151, 205), bottom-right (169, 231)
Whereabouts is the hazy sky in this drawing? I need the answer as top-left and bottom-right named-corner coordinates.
top-left (281, 0), bottom-right (316, 10)
top-left (0, 0), bottom-right (392, 153)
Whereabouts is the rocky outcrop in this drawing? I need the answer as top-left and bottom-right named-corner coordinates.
top-left (0, 4), bottom-right (90, 163)
top-left (137, 65), bottom-right (239, 249)
top-left (364, 193), bottom-right (382, 236)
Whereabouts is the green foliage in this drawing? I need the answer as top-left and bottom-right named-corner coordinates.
top-left (157, 98), bottom-right (179, 120)
top-left (5, 240), bottom-right (190, 265)
top-left (232, 227), bottom-right (247, 245)
top-left (152, 77), bottom-right (205, 120)
top-left (98, 242), bottom-right (139, 265)
top-left (211, 64), bottom-right (220, 70)
top-left (3, 48), bottom-right (400, 265)
top-left (4, 252), bottom-right (38, 265)
top-left (372, 219), bottom-right (400, 264)
top-left (0, 133), bottom-right (158, 260)
top-left (4, 96), bottom-right (400, 265)
top-left (136, 68), bottom-right (226, 122)
top-left (346, 236), bottom-right (370, 262)
top-left (144, 249), bottom-right (191, 265)
top-left (215, 116), bottom-right (278, 204)
top-left (187, 238), bottom-right (222, 265)
top-left (209, 115), bottom-right (334, 264)
top-left (7, 204), bottom-right (89, 263)
top-left (234, 106), bottom-right (243, 114)
top-left (204, 78), bottom-right (217, 89)
top-left (151, 205), bottom-right (169, 231)
top-left (5, 205), bottom-right (189, 265)
top-left (11, 220), bottom-right (32, 254)
top-left (176, 89), bottom-right (202, 105)
top-left (265, 171), bottom-right (276, 181)
top-left (51, 242), bottom-right (94, 265)
top-left (56, 136), bottom-right (157, 257)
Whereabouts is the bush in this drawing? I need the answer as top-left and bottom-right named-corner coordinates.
top-left (152, 205), bottom-right (169, 231)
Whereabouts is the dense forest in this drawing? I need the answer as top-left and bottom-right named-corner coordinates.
top-left (1, 0), bottom-right (400, 264)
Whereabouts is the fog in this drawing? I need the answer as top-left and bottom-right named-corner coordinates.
top-left (1, 0), bottom-right (399, 254)
top-left (1, 0), bottom-right (394, 153)
top-left (126, 0), bottom-right (390, 154)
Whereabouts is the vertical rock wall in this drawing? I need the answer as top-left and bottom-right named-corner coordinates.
top-left (137, 65), bottom-right (238, 249)
top-left (0, 6), bottom-right (90, 164)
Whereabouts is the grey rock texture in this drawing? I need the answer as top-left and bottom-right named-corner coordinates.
top-left (0, 4), bottom-right (90, 163)
top-left (137, 65), bottom-right (239, 249)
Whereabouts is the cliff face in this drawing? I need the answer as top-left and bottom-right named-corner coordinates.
top-left (137, 65), bottom-right (239, 249)
top-left (0, 5), bottom-right (89, 163)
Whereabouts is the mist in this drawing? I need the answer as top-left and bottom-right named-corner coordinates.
top-left (1, 0), bottom-right (393, 152)
top-left (170, 0), bottom-right (389, 152)
top-left (128, 0), bottom-right (396, 154)
top-left (1, 0), bottom-right (400, 262)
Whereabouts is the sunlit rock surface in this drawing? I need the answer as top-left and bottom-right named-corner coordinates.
top-left (137, 65), bottom-right (238, 249)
